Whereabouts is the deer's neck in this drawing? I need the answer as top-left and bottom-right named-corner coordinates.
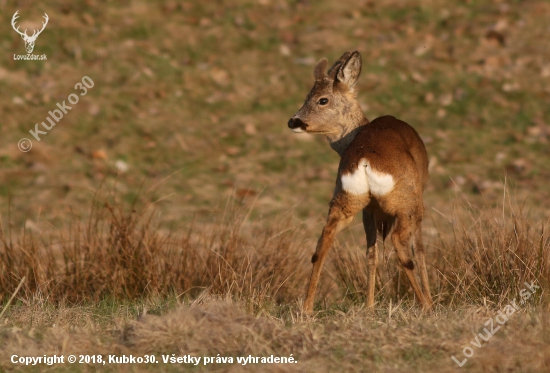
top-left (327, 114), bottom-right (369, 157)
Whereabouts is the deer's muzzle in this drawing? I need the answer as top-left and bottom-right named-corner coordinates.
top-left (288, 117), bottom-right (308, 132)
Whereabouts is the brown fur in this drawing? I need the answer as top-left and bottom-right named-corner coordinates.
top-left (288, 51), bottom-right (433, 314)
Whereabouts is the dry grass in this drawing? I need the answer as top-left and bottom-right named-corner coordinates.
top-left (2, 297), bottom-right (550, 372)
top-left (1, 190), bottom-right (549, 371)
top-left (334, 198), bottom-right (550, 309)
top-left (2, 188), bottom-right (548, 309)
top-left (0, 191), bottom-right (310, 305)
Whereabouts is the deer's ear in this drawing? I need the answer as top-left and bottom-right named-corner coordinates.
top-left (336, 51), bottom-right (362, 89)
top-left (328, 52), bottom-right (351, 78)
top-left (313, 58), bottom-right (328, 81)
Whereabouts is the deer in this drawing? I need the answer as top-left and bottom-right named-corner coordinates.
top-left (287, 51), bottom-right (432, 314)
top-left (11, 11), bottom-right (49, 54)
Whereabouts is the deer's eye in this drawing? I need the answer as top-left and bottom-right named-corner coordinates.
top-left (318, 98), bottom-right (329, 105)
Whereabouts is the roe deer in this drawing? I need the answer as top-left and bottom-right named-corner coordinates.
top-left (288, 51), bottom-right (432, 314)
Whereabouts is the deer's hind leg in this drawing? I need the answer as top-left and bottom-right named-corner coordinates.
top-left (390, 214), bottom-right (428, 309)
top-left (413, 223), bottom-right (432, 308)
top-left (362, 208), bottom-right (378, 308)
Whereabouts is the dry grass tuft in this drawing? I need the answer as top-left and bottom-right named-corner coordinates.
top-left (0, 192), bottom-right (310, 306)
top-left (333, 197), bottom-right (550, 308)
top-left (1, 189), bottom-right (548, 316)
top-left (437, 203), bottom-right (550, 307)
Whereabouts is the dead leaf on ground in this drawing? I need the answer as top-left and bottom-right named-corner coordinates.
top-left (92, 150), bottom-right (108, 160)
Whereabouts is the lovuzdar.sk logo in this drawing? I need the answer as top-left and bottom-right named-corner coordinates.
top-left (11, 10), bottom-right (48, 61)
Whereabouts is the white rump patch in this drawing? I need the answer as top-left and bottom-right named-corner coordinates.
top-left (341, 159), bottom-right (395, 197)
top-left (366, 163), bottom-right (395, 197)
top-left (341, 159), bottom-right (369, 195)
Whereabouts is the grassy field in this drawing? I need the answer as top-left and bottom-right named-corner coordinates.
top-left (1, 0), bottom-right (550, 371)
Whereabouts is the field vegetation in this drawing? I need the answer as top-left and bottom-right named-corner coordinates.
top-left (1, 0), bottom-right (550, 371)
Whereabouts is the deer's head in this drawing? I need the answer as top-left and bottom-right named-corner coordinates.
top-left (288, 51), bottom-right (366, 140)
top-left (11, 11), bottom-right (49, 54)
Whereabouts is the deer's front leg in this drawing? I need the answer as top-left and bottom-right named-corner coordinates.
top-left (303, 204), bottom-right (355, 314)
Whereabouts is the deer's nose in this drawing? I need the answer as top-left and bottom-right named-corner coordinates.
top-left (287, 118), bottom-right (296, 128)
top-left (288, 117), bottom-right (307, 130)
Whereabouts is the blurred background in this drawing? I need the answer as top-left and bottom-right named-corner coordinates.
top-left (1, 0), bottom-right (550, 229)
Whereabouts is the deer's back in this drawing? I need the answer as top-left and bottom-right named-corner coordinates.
top-left (341, 116), bottom-right (429, 189)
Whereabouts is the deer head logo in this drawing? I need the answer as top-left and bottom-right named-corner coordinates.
top-left (11, 11), bottom-right (49, 54)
